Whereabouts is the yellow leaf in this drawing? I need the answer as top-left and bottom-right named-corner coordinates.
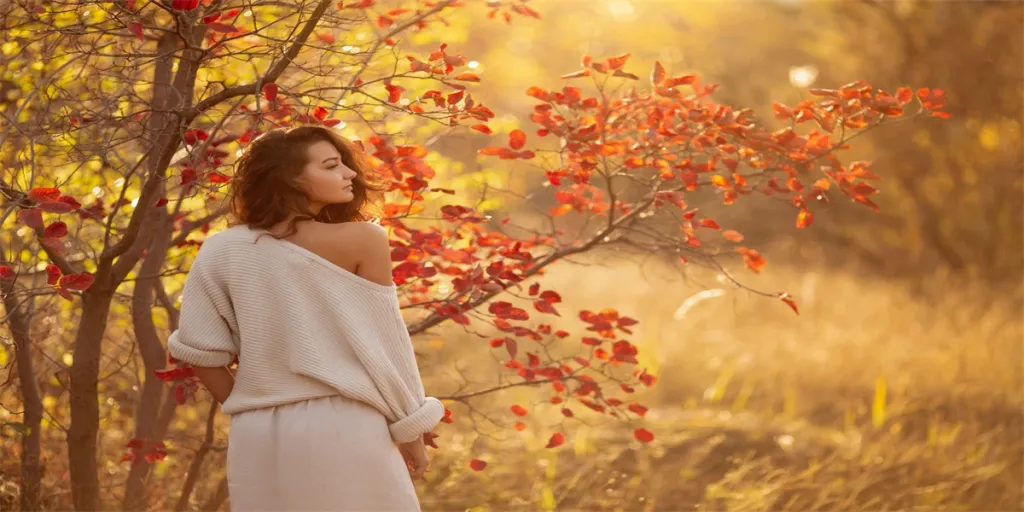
top-left (872, 376), bottom-right (887, 428)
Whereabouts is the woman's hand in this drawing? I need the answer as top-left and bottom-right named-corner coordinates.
top-left (398, 435), bottom-right (429, 481)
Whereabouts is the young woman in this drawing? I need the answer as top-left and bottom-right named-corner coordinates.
top-left (167, 126), bottom-right (444, 511)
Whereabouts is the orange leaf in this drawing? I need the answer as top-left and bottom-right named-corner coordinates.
top-left (510, 405), bottom-right (528, 417)
top-left (509, 129), bottom-right (526, 150)
top-left (454, 73), bottom-right (480, 82)
top-left (700, 219), bottom-right (721, 230)
top-left (779, 293), bottom-right (799, 315)
top-left (546, 432), bottom-right (565, 448)
top-left (606, 53), bottom-right (631, 70)
top-left (796, 210), bottom-right (813, 229)
top-left (549, 204), bottom-right (573, 217)
top-left (651, 61), bottom-right (666, 86)
top-left (514, 421), bottom-right (527, 431)
top-left (896, 87), bottom-right (913, 104)
top-left (738, 247), bottom-right (766, 274)
top-left (634, 428), bottom-right (655, 443)
top-left (471, 124), bottom-right (492, 134)
top-left (722, 230), bottom-right (744, 242)
top-left (711, 175), bottom-right (732, 190)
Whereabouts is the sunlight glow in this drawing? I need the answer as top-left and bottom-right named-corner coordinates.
top-left (788, 65), bottom-right (819, 88)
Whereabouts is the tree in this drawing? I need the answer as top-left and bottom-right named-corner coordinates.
top-left (0, 0), bottom-right (944, 509)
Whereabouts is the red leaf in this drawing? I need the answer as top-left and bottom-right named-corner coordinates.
top-left (471, 124), bottom-right (492, 134)
top-left (28, 187), bottom-right (61, 202)
top-left (628, 404), bottom-right (648, 417)
top-left (508, 129), bottom-right (526, 150)
top-left (206, 22), bottom-right (239, 33)
top-left (634, 428), bottom-right (655, 443)
top-left (0, 266), bottom-right (15, 280)
top-left (469, 459), bottom-right (487, 471)
top-left (505, 338), bottom-right (518, 359)
top-left (45, 265), bottom-right (61, 285)
top-left (129, 22), bottom-right (144, 41)
top-left (171, 0), bottom-right (200, 10)
top-left (546, 432), bottom-right (565, 448)
top-left (539, 290), bottom-right (561, 303)
top-left (59, 273), bottom-right (95, 291)
top-left (510, 405), bottom-right (528, 417)
top-left (534, 300), bottom-right (560, 316)
top-left (385, 83), bottom-right (404, 103)
top-left (43, 222), bottom-right (68, 238)
top-left (154, 198), bottom-right (168, 207)
top-left (528, 283), bottom-right (540, 296)
top-left (18, 209), bottom-right (43, 229)
top-left (454, 73), bottom-right (481, 82)
top-left (39, 201), bottom-right (76, 213)
top-left (262, 83), bottom-right (278, 102)
top-left (208, 172), bottom-right (229, 184)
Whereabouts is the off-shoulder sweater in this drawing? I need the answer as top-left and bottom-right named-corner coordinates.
top-left (166, 224), bottom-right (444, 444)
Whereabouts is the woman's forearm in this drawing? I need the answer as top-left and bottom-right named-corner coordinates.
top-left (193, 365), bottom-right (235, 404)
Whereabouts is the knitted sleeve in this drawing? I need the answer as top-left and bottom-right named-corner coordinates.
top-left (167, 262), bottom-right (239, 368)
top-left (345, 285), bottom-right (445, 444)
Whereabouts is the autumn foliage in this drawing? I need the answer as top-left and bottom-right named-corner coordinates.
top-left (0, 0), bottom-right (947, 510)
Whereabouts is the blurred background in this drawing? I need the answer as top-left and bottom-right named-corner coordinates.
top-left (1, 0), bottom-right (1021, 510)
top-left (412, 1), bottom-right (1024, 510)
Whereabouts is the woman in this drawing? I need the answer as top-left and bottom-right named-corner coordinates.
top-left (167, 125), bottom-right (444, 511)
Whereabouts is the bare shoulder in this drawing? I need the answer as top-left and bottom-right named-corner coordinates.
top-left (317, 222), bottom-right (393, 286)
top-left (320, 221), bottom-right (388, 252)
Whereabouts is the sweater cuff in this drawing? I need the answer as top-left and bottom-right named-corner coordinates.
top-left (388, 397), bottom-right (445, 444)
top-left (167, 331), bottom-right (236, 368)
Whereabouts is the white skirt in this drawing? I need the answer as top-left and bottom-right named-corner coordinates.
top-left (226, 395), bottom-right (421, 511)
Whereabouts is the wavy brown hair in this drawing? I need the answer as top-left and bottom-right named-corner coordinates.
top-left (229, 125), bottom-right (382, 238)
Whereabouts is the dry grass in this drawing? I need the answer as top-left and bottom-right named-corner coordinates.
top-left (417, 257), bottom-right (1023, 511)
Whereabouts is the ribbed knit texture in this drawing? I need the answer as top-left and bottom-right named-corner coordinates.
top-left (167, 225), bottom-right (444, 444)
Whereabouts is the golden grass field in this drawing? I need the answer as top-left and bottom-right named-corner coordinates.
top-left (416, 256), bottom-right (1023, 512)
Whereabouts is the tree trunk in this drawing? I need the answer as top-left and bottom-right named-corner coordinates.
top-left (123, 211), bottom-right (174, 510)
top-left (3, 281), bottom-right (43, 512)
top-left (67, 289), bottom-right (114, 511)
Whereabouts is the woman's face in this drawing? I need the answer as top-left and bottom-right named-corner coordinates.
top-left (295, 140), bottom-right (358, 212)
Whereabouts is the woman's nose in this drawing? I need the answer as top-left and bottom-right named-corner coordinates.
top-left (343, 166), bottom-right (357, 178)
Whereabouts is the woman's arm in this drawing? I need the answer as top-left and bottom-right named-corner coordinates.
top-left (193, 365), bottom-right (235, 404)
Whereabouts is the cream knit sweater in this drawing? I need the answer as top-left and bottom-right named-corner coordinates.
top-left (167, 225), bottom-right (444, 444)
